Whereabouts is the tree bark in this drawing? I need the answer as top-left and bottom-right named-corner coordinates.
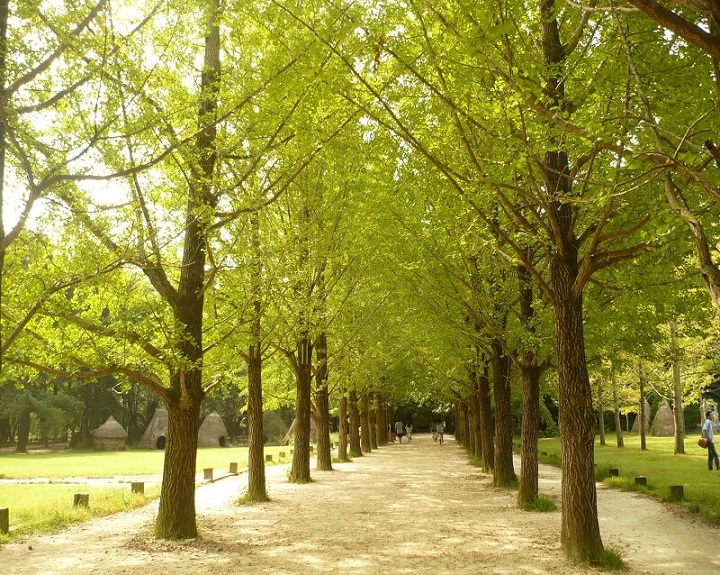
top-left (612, 374), bottom-right (624, 448)
top-left (338, 393), bottom-right (349, 461)
top-left (553, 258), bottom-right (603, 562)
top-left (16, 405), bottom-right (30, 453)
top-left (369, 391), bottom-right (378, 450)
top-left (597, 379), bottom-right (606, 447)
top-left (360, 391), bottom-right (371, 453)
top-left (245, 208), bottom-right (267, 501)
top-left (638, 360), bottom-right (647, 450)
top-left (670, 322), bottom-right (686, 454)
top-left (491, 340), bottom-right (516, 487)
top-left (154, 0), bottom-right (219, 539)
top-left (478, 362), bottom-right (494, 472)
top-left (289, 337), bottom-right (313, 483)
top-left (155, 390), bottom-right (202, 539)
top-left (518, 258), bottom-right (543, 505)
top-left (246, 344), bottom-right (267, 500)
top-left (348, 388), bottom-right (362, 457)
top-left (538, 0), bottom-right (604, 560)
top-left (313, 333), bottom-right (332, 471)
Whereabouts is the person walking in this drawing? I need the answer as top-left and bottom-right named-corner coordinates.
top-left (703, 410), bottom-right (720, 471)
top-left (405, 422), bottom-right (413, 442)
top-left (395, 420), bottom-right (404, 444)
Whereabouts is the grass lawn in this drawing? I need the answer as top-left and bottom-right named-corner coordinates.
top-left (0, 444), bottom-right (295, 541)
top-left (538, 434), bottom-right (720, 526)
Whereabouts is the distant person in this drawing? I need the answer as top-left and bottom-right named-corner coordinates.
top-left (703, 410), bottom-right (720, 471)
top-left (395, 420), bottom-right (404, 443)
top-left (405, 423), bottom-right (413, 442)
top-left (435, 421), bottom-right (444, 445)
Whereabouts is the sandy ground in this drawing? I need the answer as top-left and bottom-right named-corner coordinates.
top-left (1, 434), bottom-right (719, 575)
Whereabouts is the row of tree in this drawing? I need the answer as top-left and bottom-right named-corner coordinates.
top-left (3, 0), bottom-right (720, 565)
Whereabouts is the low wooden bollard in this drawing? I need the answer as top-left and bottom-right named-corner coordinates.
top-left (203, 468), bottom-right (214, 481)
top-left (131, 482), bottom-right (144, 495)
top-left (279, 451), bottom-right (286, 459)
top-left (0, 508), bottom-right (8, 535)
top-left (669, 485), bottom-right (684, 501)
top-left (634, 476), bottom-right (647, 486)
top-left (608, 467), bottom-right (619, 477)
top-left (229, 462), bottom-right (238, 474)
top-left (73, 493), bottom-right (89, 507)
top-left (265, 454), bottom-right (273, 463)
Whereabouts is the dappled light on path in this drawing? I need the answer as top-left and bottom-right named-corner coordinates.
top-left (1, 434), bottom-right (719, 574)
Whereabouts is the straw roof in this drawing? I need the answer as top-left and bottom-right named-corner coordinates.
top-left (198, 410), bottom-right (229, 447)
top-left (139, 408), bottom-right (168, 448)
top-left (93, 415), bottom-right (128, 439)
top-left (631, 399), bottom-right (651, 433)
top-left (651, 399), bottom-right (676, 436)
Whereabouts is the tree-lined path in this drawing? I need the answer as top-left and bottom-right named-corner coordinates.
top-left (1, 436), bottom-right (718, 574)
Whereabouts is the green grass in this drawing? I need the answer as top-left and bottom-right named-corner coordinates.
top-left (538, 434), bottom-right (720, 526)
top-left (0, 483), bottom-right (161, 542)
top-left (0, 444), bottom-right (295, 540)
top-left (0, 445), bottom-right (294, 479)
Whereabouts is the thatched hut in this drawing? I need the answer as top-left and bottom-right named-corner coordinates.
top-left (631, 399), bottom-right (651, 433)
top-left (140, 408), bottom-right (168, 449)
top-left (93, 415), bottom-right (127, 450)
top-left (198, 411), bottom-right (229, 447)
top-left (651, 399), bottom-right (675, 436)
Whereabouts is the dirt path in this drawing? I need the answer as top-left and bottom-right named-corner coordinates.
top-left (2, 435), bottom-right (719, 574)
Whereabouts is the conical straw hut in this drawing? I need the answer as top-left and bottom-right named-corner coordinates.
top-left (631, 399), bottom-right (651, 433)
top-left (140, 408), bottom-right (168, 449)
top-left (651, 399), bottom-right (676, 436)
top-left (93, 415), bottom-right (127, 450)
top-left (198, 410), bottom-right (229, 447)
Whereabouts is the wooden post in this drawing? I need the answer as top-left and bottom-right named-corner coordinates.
top-left (0, 508), bottom-right (8, 535)
top-left (203, 468), bottom-right (213, 482)
top-left (73, 493), bottom-right (89, 507)
top-left (229, 462), bottom-right (238, 474)
top-left (131, 482), bottom-right (144, 495)
top-left (634, 476), bottom-right (647, 486)
top-left (669, 485), bottom-right (684, 501)
top-left (265, 454), bottom-right (273, 463)
top-left (608, 468), bottom-right (619, 477)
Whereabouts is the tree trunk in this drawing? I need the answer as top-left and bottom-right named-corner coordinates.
top-left (538, 0), bottom-right (604, 559)
top-left (289, 338), bottom-right (313, 483)
top-left (518, 258), bottom-right (542, 505)
top-left (597, 379), bottom-right (606, 447)
top-left (374, 393), bottom-right (384, 447)
top-left (369, 391), bottom-right (378, 450)
top-left (245, 208), bottom-right (267, 500)
top-left (639, 360), bottom-right (647, 451)
top-left (612, 373), bottom-right (624, 448)
top-left (154, 0), bottom-right (219, 538)
top-left (155, 388), bottom-right (202, 539)
top-left (246, 344), bottom-right (267, 500)
top-left (670, 322), bottom-right (686, 454)
top-left (16, 406), bottom-right (30, 453)
top-left (478, 362), bottom-right (494, 472)
top-left (552, 257), bottom-right (603, 562)
top-left (338, 393), bottom-right (349, 461)
top-left (360, 391), bottom-right (371, 453)
top-left (491, 340), bottom-right (516, 487)
top-left (348, 388), bottom-right (362, 457)
top-left (313, 332), bottom-right (332, 471)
